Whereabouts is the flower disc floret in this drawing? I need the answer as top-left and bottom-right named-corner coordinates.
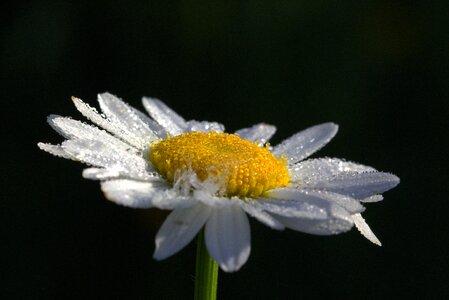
top-left (149, 132), bottom-right (290, 197)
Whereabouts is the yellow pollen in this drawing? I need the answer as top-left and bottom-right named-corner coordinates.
top-left (149, 132), bottom-right (290, 198)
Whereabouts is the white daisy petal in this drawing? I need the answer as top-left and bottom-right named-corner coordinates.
top-left (98, 93), bottom-right (159, 145)
top-left (352, 213), bottom-right (382, 246)
top-left (61, 139), bottom-right (152, 179)
top-left (289, 157), bottom-right (376, 183)
top-left (186, 120), bottom-right (225, 133)
top-left (71, 96), bottom-right (149, 150)
top-left (101, 179), bottom-right (193, 209)
top-left (306, 172), bottom-right (400, 200)
top-left (47, 115), bottom-right (137, 153)
top-left (82, 168), bottom-right (121, 180)
top-left (272, 203), bottom-right (353, 235)
top-left (82, 167), bottom-right (162, 181)
top-left (205, 205), bottom-right (251, 272)
top-left (153, 204), bottom-right (211, 260)
top-left (267, 188), bottom-right (364, 215)
top-left (361, 195), bottom-right (384, 203)
top-left (238, 200), bottom-right (285, 230)
top-left (38, 142), bottom-right (75, 160)
top-left (252, 198), bottom-right (328, 219)
top-left (273, 123), bottom-right (338, 164)
top-left (142, 97), bottom-right (188, 135)
top-left (235, 123), bottom-right (276, 145)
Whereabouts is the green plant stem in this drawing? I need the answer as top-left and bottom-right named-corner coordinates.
top-left (194, 229), bottom-right (218, 300)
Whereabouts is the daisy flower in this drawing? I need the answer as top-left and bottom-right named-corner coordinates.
top-left (38, 93), bottom-right (399, 272)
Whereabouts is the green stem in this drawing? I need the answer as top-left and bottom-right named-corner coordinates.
top-left (194, 229), bottom-right (218, 300)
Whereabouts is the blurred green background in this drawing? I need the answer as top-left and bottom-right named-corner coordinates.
top-left (2, 1), bottom-right (448, 299)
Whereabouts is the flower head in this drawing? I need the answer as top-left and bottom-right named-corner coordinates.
top-left (38, 93), bottom-right (399, 272)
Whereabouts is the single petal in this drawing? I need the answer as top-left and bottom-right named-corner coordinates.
top-left (289, 157), bottom-right (376, 183)
top-left (252, 198), bottom-right (328, 220)
top-left (47, 115), bottom-right (137, 154)
top-left (205, 205), bottom-right (251, 272)
top-left (237, 200), bottom-right (284, 230)
top-left (235, 123), bottom-right (276, 145)
top-left (267, 188), bottom-right (354, 235)
top-left (142, 97), bottom-right (187, 135)
top-left (306, 172), bottom-right (400, 200)
top-left (101, 179), bottom-right (193, 209)
top-left (352, 213), bottom-right (381, 246)
top-left (266, 187), bottom-right (364, 215)
top-left (38, 142), bottom-right (75, 160)
top-left (82, 167), bottom-right (162, 181)
top-left (71, 96), bottom-right (150, 150)
top-left (186, 120), bottom-right (225, 133)
top-left (61, 139), bottom-right (152, 179)
top-left (272, 204), bottom-right (353, 235)
top-left (273, 123), bottom-right (338, 164)
top-left (361, 195), bottom-right (384, 203)
top-left (153, 204), bottom-right (211, 260)
top-left (98, 93), bottom-right (159, 145)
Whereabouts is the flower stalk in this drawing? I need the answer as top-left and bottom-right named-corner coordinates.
top-left (195, 229), bottom-right (218, 300)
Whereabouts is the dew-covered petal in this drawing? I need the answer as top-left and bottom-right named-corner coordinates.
top-left (82, 167), bottom-right (161, 181)
top-left (265, 187), bottom-right (364, 215)
top-left (98, 93), bottom-right (159, 144)
top-left (266, 188), bottom-right (354, 235)
top-left (306, 172), bottom-right (400, 200)
top-left (71, 96), bottom-right (151, 150)
top-left (235, 123), bottom-right (276, 145)
top-left (38, 142), bottom-right (75, 160)
top-left (361, 195), bottom-right (384, 203)
top-left (289, 157), bottom-right (377, 183)
top-left (273, 123), bottom-right (338, 164)
top-left (142, 97), bottom-right (188, 135)
top-left (101, 179), bottom-right (193, 209)
top-left (272, 204), bottom-right (353, 235)
top-left (153, 204), bottom-right (211, 260)
top-left (205, 205), bottom-right (251, 272)
top-left (47, 115), bottom-right (138, 153)
top-left (61, 139), bottom-right (152, 179)
top-left (237, 200), bottom-right (284, 230)
top-left (186, 120), bottom-right (225, 133)
top-left (352, 213), bottom-right (381, 246)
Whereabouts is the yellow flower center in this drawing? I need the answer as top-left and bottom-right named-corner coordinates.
top-left (149, 132), bottom-right (290, 197)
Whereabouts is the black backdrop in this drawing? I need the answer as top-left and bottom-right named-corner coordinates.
top-left (2, 1), bottom-right (449, 299)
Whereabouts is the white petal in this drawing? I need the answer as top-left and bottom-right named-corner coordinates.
top-left (101, 179), bottom-right (193, 209)
top-left (142, 97), bottom-right (187, 135)
top-left (352, 213), bottom-right (381, 246)
top-left (153, 204), bottom-right (211, 260)
top-left (237, 200), bottom-right (284, 230)
top-left (82, 168), bottom-right (121, 180)
top-left (289, 157), bottom-right (376, 183)
top-left (61, 139), bottom-right (153, 179)
top-left (235, 123), bottom-right (276, 145)
top-left (273, 123), bottom-right (338, 164)
top-left (82, 167), bottom-right (162, 181)
top-left (306, 172), bottom-right (400, 199)
top-left (271, 188), bottom-right (365, 214)
top-left (267, 188), bottom-right (354, 235)
top-left (71, 96), bottom-right (150, 150)
top-left (272, 204), bottom-right (353, 235)
top-left (98, 93), bottom-right (159, 144)
top-left (186, 120), bottom-right (225, 133)
top-left (47, 115), bottom-right (137, 154)
top-left (205, 205), bottom-right (251, 272)
top-left (266, 187), bottom-right (364, 215)
top-left (252, 198), bottom-right (328, 219)
top-left (361, 195), bottom-right (384, 203)
top-left (38, 142), bottom-right (75, 160)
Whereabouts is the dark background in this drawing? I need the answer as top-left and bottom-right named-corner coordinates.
top-left (2, 1), bottom-right (448, 299)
